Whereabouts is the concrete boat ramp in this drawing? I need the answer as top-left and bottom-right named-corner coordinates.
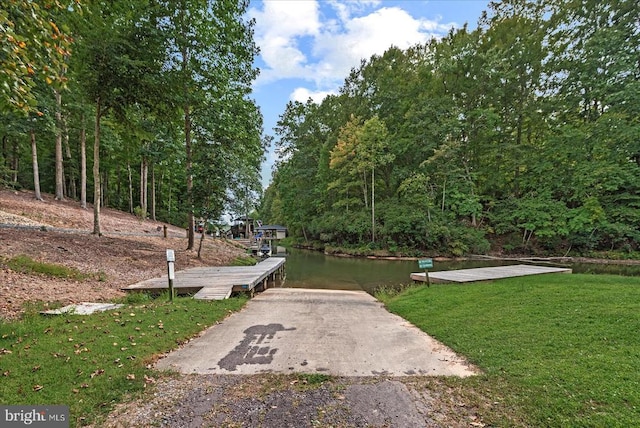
top-left (156, 288), bottom-right (478, 377)
top-left (411, 264), bottom-right (572, 284)
top-left (122, 257), bottom-right (285, 300)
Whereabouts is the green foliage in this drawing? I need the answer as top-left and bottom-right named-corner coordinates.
top-left (294, 373), bottom-right (332, 390)
top-left (0, 295), bottom-right (247, 426)
top-left (0, 1), bottom-right (78, 113)
top-left (264, 0), bottom-right (640, 256)
top-left (231, 256), bottom-right (258, 266)
top-left (1, 0), bottom-right (263, 237)
top-left (133, 206), bottom-right (146, 220)
top-left (379, 274), bottom-right (640, 427)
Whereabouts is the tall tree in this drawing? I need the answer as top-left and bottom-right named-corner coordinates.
top-left (159, 0), bottom-right (260, 249)
top-left (73, 0), bottom-right (166, 235)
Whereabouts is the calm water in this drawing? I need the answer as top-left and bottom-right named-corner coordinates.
top-left (279, 248), bottom-right (640, 294)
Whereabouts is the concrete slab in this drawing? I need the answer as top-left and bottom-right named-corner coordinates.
top-left (156, 288), bottom-right (477, 377)
top-left (411, 264), bottom-right (572, 284)
top-left (42, 302), bottom-right (123, 315)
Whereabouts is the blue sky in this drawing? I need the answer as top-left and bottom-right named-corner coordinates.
top-left (247, 0), bottom-right (491, 187)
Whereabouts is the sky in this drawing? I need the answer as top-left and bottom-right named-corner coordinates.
top-left (247, 0), bottom-right (491, 188)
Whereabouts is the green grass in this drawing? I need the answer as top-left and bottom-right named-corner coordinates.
top-left (232, 255), bottom-right (258, 266)
top-left (4, 255), bottom-right (91, 280)
top-left (378, 274), bottom-right (640, 427)
top-left (0, 295), bottom-right (247, 427)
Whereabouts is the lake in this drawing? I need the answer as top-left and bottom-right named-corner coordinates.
top-left (278, 248), bottom-right (640, 294)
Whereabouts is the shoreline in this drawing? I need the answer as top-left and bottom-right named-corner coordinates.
top-left (292, 244), bottom-right (640, 265)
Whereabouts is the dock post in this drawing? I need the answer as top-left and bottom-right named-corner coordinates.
top-left (166, 249), bottom-right (176, 301)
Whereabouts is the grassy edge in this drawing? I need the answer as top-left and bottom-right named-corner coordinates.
top-left (0, 294), bottom-right (248, 427)
top-left (376, 273), bottom-right (640, 427)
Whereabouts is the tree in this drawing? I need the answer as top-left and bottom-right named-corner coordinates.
top-left (158, 0), bottom-right (260, 249)
top-left (73, 0), bottom-right (167, 235)
top-left (329, 115), bottom-right (393, 243)
top-left (1, 1), bottom-right (76, 113)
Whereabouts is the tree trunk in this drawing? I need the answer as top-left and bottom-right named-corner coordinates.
top-left (30, 130), bottom-right (43, 201)
top-left (197, 228), bottom-right (205, 259)
top-left (185, 102), bottom-right (195, 249)
top-left (93, 98), bottom-right (102, 236)
top-left (2, 135), bottom-right (6, 168)
top-left (371, 167), bottom-right (375, 243)
top-left (362, 170), bottom-right (368, 209)
top-left (80, 124), bottom-right (87, 209)
top-left (11, 139), bottom-right (18, 183)
top-left (140, 158), bottom-right (148, 217)
top-left (2, 135), bottom-right (7, 183)
top-left (63, 115), bottom-right (76, 199)
top-left (54, 89), bottom-right (65, 200)
top-left (127, 163), bottom-right (133, 213)
top-left (150, 164), bottom-right (156, 221)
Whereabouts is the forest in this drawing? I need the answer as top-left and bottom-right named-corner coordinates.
top-left (1, 0), bottom-right (264, 249)
top-left (260, 0), bottom-right (639, 257)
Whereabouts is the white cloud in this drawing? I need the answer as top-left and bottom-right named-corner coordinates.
top-left (252, 1), bottom-right (455, 91)
top-left (250, 0), bottom-right (320, 38)
top-left (313, 7), bottom-right (440, 82)
top-left (327, 0), bottom-right (382, 22)
top-left (290, 87), bottom-right (337, 104)
top-left (249, 0), bottom-right (321, 83)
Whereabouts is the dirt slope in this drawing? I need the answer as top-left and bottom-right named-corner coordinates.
top-left (0, 189), bottom-right (246, 319)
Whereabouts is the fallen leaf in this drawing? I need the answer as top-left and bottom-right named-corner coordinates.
top-left (90, 369), bottom-right (105, 378)
top-left (126, 374), bottom-right (136, 380)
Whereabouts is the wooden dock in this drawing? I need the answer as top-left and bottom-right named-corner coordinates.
top-left (122, 257), bottom-right (286, 300)
top-left (411, 264), bottom-right (572, 284)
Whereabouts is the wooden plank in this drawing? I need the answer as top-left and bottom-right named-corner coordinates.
top-left (122, 257), bottom-right (286, 301)
top-left (411, 264), bottom-right (572, 284)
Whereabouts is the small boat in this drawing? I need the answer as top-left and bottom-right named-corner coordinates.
top-left (259, 244), bottom-right (272, 258)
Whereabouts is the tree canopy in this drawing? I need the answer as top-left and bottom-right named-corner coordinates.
top-left (261, 0), bottom-right (640, 257)
top-left (1, 0), bottom-right (265, 237)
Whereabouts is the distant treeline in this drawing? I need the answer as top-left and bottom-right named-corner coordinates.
top-left (260, 1), bottom-right (639, 257)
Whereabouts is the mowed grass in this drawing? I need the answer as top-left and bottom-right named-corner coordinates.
top-left (0, 294), bottom-right (247, 427)
top-left (378, 273), bottom-right (640, 427)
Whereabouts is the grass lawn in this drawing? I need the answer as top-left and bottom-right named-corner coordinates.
top-left (378, 273), bottom-right (640, 427)
top-left (0, 294), bottom-right (247, 426)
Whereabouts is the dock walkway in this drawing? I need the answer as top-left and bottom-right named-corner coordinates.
top-left (411, 264), bottom-right (571, 284)
top-left (123, 257), bottom-right (286, 300)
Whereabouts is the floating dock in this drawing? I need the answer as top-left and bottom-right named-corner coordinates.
top-left (122, 257), bottom-right (286, 300)
top-left (411, 264), bottom-right (572, 284)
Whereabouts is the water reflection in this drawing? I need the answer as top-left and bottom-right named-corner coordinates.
top-left (281, 248), bottom-right (640, 294)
